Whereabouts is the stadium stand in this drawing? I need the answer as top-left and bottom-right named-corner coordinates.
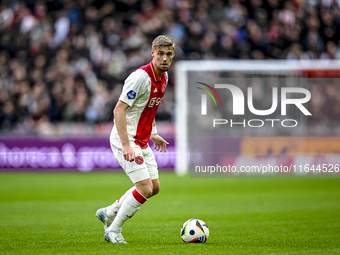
top-left (1, 0), bottom-right (340, 135)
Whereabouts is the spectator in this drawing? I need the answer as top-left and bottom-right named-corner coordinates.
top-left (0, 0), bottom-right (340, 135)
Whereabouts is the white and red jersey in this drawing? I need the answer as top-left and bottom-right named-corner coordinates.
top-left (110, 61), bottom-right (168, 149)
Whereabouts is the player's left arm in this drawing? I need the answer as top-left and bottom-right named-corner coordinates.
top-left (150, 119), bottom-right (169, 153)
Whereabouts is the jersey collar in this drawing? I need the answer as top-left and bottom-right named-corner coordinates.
top-left (150, 61), bottom-right (163, 83)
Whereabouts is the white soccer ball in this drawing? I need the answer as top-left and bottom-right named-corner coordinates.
top-left (180, 218), bottom-right (209, 243)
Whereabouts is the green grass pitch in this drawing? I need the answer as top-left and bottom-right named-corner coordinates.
top-left (0, 172), bottom-right (339, 255)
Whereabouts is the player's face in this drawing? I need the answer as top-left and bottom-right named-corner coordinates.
top-left (152, 46), bottom-right (175, 72)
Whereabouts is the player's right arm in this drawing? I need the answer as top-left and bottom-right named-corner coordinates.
top-left (113, 101), bottom-right (135, 162)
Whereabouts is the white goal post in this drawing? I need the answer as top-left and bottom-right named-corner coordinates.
top-left (174, 60), bottom-right (340, 175)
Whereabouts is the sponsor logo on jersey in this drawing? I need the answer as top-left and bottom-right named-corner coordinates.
top-left (148, 97), bottom-right (163, 107)
top-left (154, 88), bottom-right (158, 93)
top-left (135, 156), bottom-right (144, 165)
top-left (127, 90), bottom-right (136, 99)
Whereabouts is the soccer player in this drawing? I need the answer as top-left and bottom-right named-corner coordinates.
top-left (95, 35), bottom-right (175, 244)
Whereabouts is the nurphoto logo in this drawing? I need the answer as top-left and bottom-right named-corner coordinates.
top-left (196, 82), bottom-right (312, 128)
top-left (196, 82), bottom-right (222, 115)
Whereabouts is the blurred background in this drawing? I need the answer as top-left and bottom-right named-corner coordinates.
top-left (0, 0), bottom-right (340, 172)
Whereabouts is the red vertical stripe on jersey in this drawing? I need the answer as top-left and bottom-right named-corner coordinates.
top-left (133, 91), bottom-right (159, 148)
top-left (133, 62), bottom-right (167, 148)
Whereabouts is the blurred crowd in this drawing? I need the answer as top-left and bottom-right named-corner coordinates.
top-left (1, 0), bottom-right (340, 134)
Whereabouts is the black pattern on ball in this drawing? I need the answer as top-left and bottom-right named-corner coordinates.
top-left (189, 230), bottom-right (195, 235)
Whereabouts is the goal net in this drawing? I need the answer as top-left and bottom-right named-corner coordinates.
top-left (175, 60), bottom-right (340, 177)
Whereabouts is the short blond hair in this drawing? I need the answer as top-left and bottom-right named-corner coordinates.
top-left (152, 35), bottom-right (175, 50)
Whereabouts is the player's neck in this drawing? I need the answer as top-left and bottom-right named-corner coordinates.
top-left (152, 61), bottom-right (164, 79)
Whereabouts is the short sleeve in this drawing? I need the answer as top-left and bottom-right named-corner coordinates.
top-left (119, 69), bottom-right (149, 107)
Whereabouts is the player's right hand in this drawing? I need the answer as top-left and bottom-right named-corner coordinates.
top-left (122, 145), bottom-right (135, 162)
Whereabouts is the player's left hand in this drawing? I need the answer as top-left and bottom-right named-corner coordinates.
top-left (150, 134), bottom-right (169, 153)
